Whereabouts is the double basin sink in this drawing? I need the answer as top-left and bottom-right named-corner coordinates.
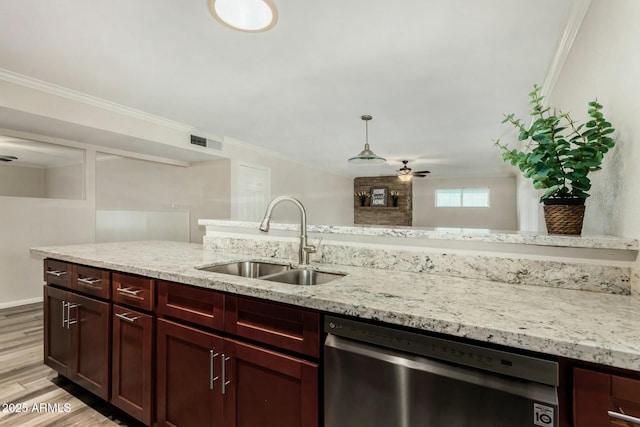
top-left (197, 261), bottom-right (345, 286)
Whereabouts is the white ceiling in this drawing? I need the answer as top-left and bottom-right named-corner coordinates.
top-left (0, 0), bottom-right (576, 177)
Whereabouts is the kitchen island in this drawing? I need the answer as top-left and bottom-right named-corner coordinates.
top-left (32, 238), bottom-right (640, 427)
top-left (31, 240), bottom-right (640, 371)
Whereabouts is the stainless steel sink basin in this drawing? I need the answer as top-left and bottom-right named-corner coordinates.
top-left (261, 269), bottom-right (345, 286)
top-left (197, 261), bottom-right (291, 278)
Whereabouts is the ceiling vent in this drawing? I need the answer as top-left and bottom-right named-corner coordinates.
top-left (190, 135), bottom-right (223, 151)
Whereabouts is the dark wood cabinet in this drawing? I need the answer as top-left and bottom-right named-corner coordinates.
top-left (156, 318), bottom-right (224, 427)
top-left (112, 304), bottom-right (154, 425)
top-left (574, 367), bottom-right (640, 426)
top-left (224, 339), bottom-right (319, 427)
top-left (43, 284), bottom-right (111, 400)
top-left (44, 285), bottom-right (72, 376)
top-left (225, 295), bottom-right (320, 358)
top-left (157, 280), bottom-right (224, 330)
top-left (72, 292), bottom-right (111, 400)
top-left (44, 261), bottom-right (321, 427)
top-left (75, 265), bottom-right (111, 299)
top-left (112, 272), bottom-right (155, 312)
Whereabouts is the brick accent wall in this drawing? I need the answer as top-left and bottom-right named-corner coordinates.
top-left (354, 176), bottom-right (412, 226)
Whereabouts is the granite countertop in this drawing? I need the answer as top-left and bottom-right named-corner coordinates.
top-left (199, 219), bottom-right (640, 250)
top-left (31, 240), bottom-right (640, 372)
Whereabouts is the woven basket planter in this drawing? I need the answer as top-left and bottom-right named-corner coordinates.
top-left (543, 199), bottom-right (586, 235)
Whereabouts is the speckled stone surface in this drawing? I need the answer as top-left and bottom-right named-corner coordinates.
top-left (204, 234), bottom-right (632, 294)
top-left (31, 241), bottom-right (640, 372)
top-left (199, 219), bottom-right (639, 250)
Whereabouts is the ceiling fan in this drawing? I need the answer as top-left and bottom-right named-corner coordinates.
top-left (396, 160), bottom-right (430, 180)
top-left (0, 155), bottom-right (18, 162)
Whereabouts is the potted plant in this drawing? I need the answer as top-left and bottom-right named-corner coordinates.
top-left (355, 190), bottom-right (369, 207)
top-left (495, 84), bottom-right (616, 235)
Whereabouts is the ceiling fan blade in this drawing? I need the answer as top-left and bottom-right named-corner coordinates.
top-left (414, 170), bottom-right (431, 174)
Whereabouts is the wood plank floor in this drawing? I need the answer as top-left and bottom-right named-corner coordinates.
top-left (0, 303), bottom-right (145, 427)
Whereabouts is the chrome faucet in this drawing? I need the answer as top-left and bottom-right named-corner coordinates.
top-left (259, 196), bottom-right (316, 265)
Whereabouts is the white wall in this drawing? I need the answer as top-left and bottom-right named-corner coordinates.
top-left (224, 138), bottom-right (353, 226)
top-left (413, 176), bottom-right (517, 230)
top-left (45, 162), bottom-right (84, 199)
top-left (0, 146), bottom-right (96, 308)
top-left (0, 164), bottom-right (45, 198)
top-left (548, 0), bottom-right (640, 238)
top-left (96, 155), bottom-right (231, 243)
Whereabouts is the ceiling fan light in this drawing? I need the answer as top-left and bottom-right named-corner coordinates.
top-left (398, 174), bottom-right (412, 182)
top-left (209, 0), bottom-right (278, 32)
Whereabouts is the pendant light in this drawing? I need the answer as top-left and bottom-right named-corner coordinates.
top-left (348, 115), bottom-right (386, 164)
top-left (208, 0), bottom-right (278, 32)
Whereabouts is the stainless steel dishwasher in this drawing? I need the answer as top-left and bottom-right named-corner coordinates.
top-left (324, 315), bottom-right (558, 427)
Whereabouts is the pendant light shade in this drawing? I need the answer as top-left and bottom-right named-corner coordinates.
top-left (348, 115), bottom-right (386, 164)
top-left (208, 0), bottom-right (278, 32)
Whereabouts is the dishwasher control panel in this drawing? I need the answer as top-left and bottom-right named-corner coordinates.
top-left (325, 315), bottom-right (558, 387)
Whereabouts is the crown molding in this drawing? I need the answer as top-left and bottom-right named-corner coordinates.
top-left (0, 68), bottom-right (194, 133)
top-left (540, 0), bottom-right (592, 101)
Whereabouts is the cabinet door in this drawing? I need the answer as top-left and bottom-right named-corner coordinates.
top-left (574, 367), bottom-right (612, 427)
top-left (71, 293), bottom-right (111, 400)
top-left (111, 305), bottom-right (153, 425)
top-left (224, 339), bottom-right (319, 427)
top-left (43, 285), bottom-right (71, 376)
top-left (157, 318), bottom-right (224, 427)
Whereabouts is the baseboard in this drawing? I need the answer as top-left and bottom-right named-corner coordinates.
top-left (0, 296), bottom-right (43, 310)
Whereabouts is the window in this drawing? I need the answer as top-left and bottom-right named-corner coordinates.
top-left (435, 188), bottom-right (489, 208)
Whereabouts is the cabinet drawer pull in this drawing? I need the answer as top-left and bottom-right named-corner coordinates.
top-left (221, 354), bottom-right (231, 395)
top-left (608, 411), bottom-right (640, 425)
top-left (78, 277), bottom-right (102, 286)
top-left (117, 287), bottom-right (143, 296)
top-left (210, 350), bottom-right (220, 390)
top-left (47, 270), bottom-right (67, 277)
top-left (115, 312), bottom-right (140, 323)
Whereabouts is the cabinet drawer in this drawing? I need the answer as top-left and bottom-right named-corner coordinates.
top-left (156, 281), bottom-right (224, 331)
top-left (112, 273), bottom-right (154, 311)
top-left (44, 259), bottom-right (72, 288)
top-left (75, 265), bottom-right (111, 299)
top-left (612, 375), bottom-right (640, 403)
top-left (225, 296), bottom-right (320, 358)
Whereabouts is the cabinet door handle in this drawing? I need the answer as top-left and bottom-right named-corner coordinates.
top-left (608, 411), bottom-right (640, 425)
top-left (116, 287), bottom-right (142, 296)
top-left (47, 270), bottom-right (67, 277)
top-left (77, 277), bottom-right (102, 286)
top-left (115, 312), bottom-right (140, 323)
top-left (61, 301), bottom-right (67, 328)
top-left (221, 354), bottom-right (231, 395)
top-left (66, 303), bottom-right (80, 328)
top-left (210, 350), bottom-right (220, 390)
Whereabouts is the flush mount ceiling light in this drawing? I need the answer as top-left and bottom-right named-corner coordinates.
top-left (208, 0), bottom-right (278, 32)
top-left (348, 115), bottom-right (386, 164)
